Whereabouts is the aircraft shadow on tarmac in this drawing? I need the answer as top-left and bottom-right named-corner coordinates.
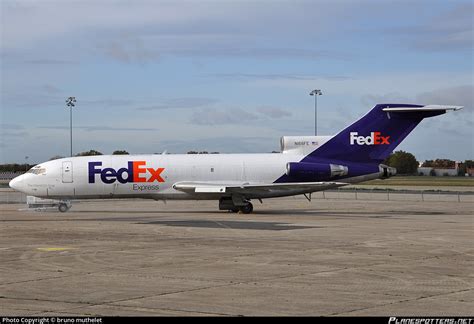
top-left (70, 209), bottom-right (447, 219)
top-left (136, 220), bottom-right (321, 231)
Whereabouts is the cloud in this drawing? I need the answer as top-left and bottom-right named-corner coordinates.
top-left (256, 106), bottom-right (292, 118)
top-left (158, 136), bottom-right (278, 154)
top-left (416, 85), bottom-right (474, 128)
top-left (360, 86), bottom-right (474, 110)
top-left (0, 123), bottom-right (25, 130)
top-left (96, 34), bottom-right (348, 62)
top-left (388, 3), bottom-right (473, 52)
top-left (415, 85), bottom-right (473, 108)
top-left (360, 92), bottom-right (412, 107)
top-left (206, 73), bottom-right (352, 81)
top-left (190, 107), bottom-right (257, 125)
top-left (1, 1), bottom-right (471, 163)
top-left (83, 126), bottom-right (158, 132)
top-left (136, 97), bottom-right (218, 111)
top-left (98, 37), bottom-right (160, 64)
top-left (81, 98), bottom-right (135, 107)
top-left (2, 1), bottom-right (353, 62)
top-left (2, 94), bottom-right (135, 109)
top-left (2, 93), bottom-right (63, 108)
top-left (0, 124), bottom-right (29, 138)
top-left (1, 131), bottom-right (29, 137)
top-left (37, 126), bottom-right (158, 132)
top-left (189, 105), bottom-right (293, 125)
top-left (23, 59), bottom-right (78, 65)
top-left (163, 48), bottom-right (347, 61)
top-left (41, 84), bottom-right (62, 94)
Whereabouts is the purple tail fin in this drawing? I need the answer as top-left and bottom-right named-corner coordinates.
top-left (304, 104), bottom-right (446, 163)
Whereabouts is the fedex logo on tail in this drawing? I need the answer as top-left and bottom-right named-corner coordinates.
top-left (88, 161), bottom-right (165, 184)
top-left (350, 132), bottom-right (390, 145)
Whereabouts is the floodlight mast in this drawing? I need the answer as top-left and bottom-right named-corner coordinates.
top-left (65, 97), bottom-right (76, 157)
top-left (309, 89), bottom-right (322, 135)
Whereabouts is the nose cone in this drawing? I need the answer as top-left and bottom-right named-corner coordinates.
top-left (9, 175), bottom-right (24, 192)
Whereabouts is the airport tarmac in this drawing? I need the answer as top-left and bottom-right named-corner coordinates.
top-left (0, 197), bottom-right (472, 316)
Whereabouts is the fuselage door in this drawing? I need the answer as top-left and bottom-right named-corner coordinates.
top-left (62, 161), bottom-right (73, 183)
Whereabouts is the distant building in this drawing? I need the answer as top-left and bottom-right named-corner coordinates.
top-left (418, 161), bottom-right (460, 176)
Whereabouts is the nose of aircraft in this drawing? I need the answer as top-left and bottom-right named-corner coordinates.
top-left (9, 175), bottom-right (24, 192)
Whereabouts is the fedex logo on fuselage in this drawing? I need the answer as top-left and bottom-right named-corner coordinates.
top-left (88, 161), bottom-right (165, 184)
top-left (350, 132), bottom-right (390, 145)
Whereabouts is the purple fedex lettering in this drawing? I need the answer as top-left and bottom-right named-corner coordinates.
top-left (101, 168), bottom-right (117, 184)
top-left (116, 162), bottom-right (134, 184)
top-left (89, 161), bottom-right (133, 184)
top-left (88, 162), bottom-right (103, 183)
top-left (88, 161), bottom-right (163, 184)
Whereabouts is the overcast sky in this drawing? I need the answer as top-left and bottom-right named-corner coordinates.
top-left (1, 0), bottom-right (472, 164)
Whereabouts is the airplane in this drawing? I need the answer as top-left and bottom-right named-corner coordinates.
top-left (9, 103), bottom-right (462, 213)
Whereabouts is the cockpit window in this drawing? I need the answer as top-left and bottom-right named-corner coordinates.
top-left (27, 166), bottom-right (46, 175)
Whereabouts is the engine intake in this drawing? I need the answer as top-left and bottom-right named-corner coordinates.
top-left (286, 162), bottom-right (348, 180)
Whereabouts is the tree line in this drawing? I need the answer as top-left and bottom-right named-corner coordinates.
top-left (383, 151), bottom-right (473, 176)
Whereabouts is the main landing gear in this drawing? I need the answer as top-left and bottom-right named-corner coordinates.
top-left (219, 197), bottom-right (254, 214)
top-left (228, 202), bottom-right (253, 214)
top-left (239, 203), bottom-right (253, 214)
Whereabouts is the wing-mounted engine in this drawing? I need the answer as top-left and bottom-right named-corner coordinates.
top-left (280, 136), bottom-right (332, 154)
top-left (286, 162), bottom-right (348, 180)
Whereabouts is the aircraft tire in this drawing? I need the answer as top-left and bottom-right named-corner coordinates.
top-left (58, 203), bottom-right (69, 213)
top-left (239, 203), bottom-right (253, 214)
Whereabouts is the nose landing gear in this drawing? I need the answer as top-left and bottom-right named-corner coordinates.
top-left (58, 201), bottom-right (72, 212)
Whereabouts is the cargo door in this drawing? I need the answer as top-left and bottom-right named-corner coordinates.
top-left (62, 161), bottom-right (73, 183)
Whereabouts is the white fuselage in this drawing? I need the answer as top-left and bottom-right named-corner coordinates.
top-left (11, 153), bottom-right (296, 199)
top-left (10, 152), bottom-right (380, 201)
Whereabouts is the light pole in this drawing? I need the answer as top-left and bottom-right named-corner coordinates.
top-left (309, 89), bottom-right (322, 135)
top-left (65, 97), bottom-right (76, 157)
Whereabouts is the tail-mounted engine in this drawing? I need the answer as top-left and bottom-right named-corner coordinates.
top-left (280, 136), bottom-right (332, 154)
top-left (286, 162), bottom-right (348, 180)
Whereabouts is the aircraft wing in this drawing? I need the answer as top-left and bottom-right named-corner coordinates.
top-left (172, 181), bottom-right (348, 197)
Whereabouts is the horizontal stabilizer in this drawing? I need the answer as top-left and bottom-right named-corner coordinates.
top-left (382, 105), bottom-right (463, 112)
